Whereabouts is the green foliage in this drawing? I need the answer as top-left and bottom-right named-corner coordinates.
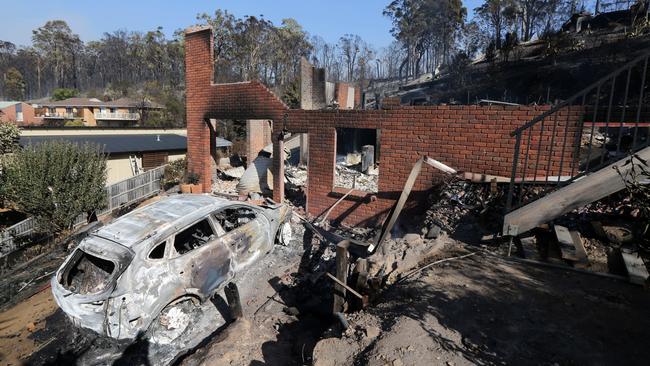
top-left (163, 158), bottom-right (186, 188)
top-left (32, 20), bottom-right (83, 90)
top-left (616, 154), bottom-right (650, 251)
top-left (197, 11), bottom-right (312, 84)
top-left (281, 79), bottom-right (301, 108)
top-left (0, 121), bottom-right (20, 155)
top-left (134, 80), bottom-right (186, 127)
top-left (64, 119), bottom-right (84, 126)
top-left (0, 120), bottom-right (16, 203)
top-left (3, 141), bottom-right (107, 233)
top-left (185, 171), bottom-right (200, 184)
top-left (5, 67), bottom-right (25, 100)
top-left (52, 88), bottom-right (78, 101)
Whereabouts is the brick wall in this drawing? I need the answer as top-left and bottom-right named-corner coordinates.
top-left (0, 103), bottom-right (41, 126)
top-left (185, 26), bottom-right (580, 227)
top-left (336, 83), bottom-right (349, 109)
top-left (300, 57), bottom-right (326, 110)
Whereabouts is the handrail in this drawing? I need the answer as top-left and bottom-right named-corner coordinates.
top-left (511, 50), bottom-right (650, 137)
top-left (506, 49), bottom-right (650, 213)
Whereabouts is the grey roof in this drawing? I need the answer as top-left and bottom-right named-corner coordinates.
top-left (0, 101), bottom-right (20, 109)
top-left (93, 195), bottom-right (232, 247)
top-left (20, 134), bottom-right (232, 154)
top-left (40, 97), bottom-right (103, 107)
top-left (20, 134), bottom-right (188, 154)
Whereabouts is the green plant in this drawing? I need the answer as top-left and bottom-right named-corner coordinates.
top-left (615, 154), bottom-right (650, 251)
top-left (52, 88), bottom-right (79, 101)
top-left (163, 158), bottom-right (186, 187)
top-left (185, 171), bottom-right (200, 185)
top-left (3, 141), bottom-right (107, 233)
top-left (64, 119), bottom-right (84, 127)
top-left (0, 121), bottom-right (20, 155)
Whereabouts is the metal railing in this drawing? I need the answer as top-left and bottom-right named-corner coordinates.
top-left (94, 112), bottom-right (140, 120)
top-left (0, 165), bottom-right (166, 257)
top-left (41, 112), bottom-right (82, 119)
top-left (506, 50), bottom-right (650, 211)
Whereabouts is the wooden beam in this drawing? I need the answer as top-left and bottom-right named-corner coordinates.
top-left (554, 225), bottom-right (589, 268)
top-left (504, 146), bottom-right (650, 236)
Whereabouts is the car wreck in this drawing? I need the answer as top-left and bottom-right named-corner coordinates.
top-left (51, 194), bottom-right (291, 342)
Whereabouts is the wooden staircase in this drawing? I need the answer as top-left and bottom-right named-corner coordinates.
top-left (503, 50), bottom-right (650, 237)
top-left (503, 146), bottom-right (650, 236)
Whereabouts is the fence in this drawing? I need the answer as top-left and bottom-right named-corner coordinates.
top-left (0, 165), bottom-right (166, 257)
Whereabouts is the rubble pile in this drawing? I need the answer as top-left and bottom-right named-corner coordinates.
top-left (424, 177), bottom-right (506, 235)
top-left (211, 169), bottom-right (240, 195)
top-left (335, 164), bottom-right (378, 193)
top-left (285, 165), bottom-right (308, 208)
top-left (285, 165), bottom-right (307, 187)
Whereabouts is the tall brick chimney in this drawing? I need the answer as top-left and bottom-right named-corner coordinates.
top-left (184, 26), bottom-right (213, 191)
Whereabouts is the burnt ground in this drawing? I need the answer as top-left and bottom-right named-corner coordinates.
top-left (313, 244), bottom-right (650, 366)
top-left (2, 184), bottom-right (650, 365)
top-left (0, 217), bottom-right (339, 366)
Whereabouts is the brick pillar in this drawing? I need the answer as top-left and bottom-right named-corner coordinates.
top-left (246, 119), bottom-right (272, 167)
top-left (272, 132), bottom-right (285, 203)
top-left (185, 26), bottom-right (213, 192)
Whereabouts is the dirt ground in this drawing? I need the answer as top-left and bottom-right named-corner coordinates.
top-left (0, 285), bottom-right (57, 365)
top-left (312, 244), bottom-right (650, 366)
top-left (0, 217), bottom-right (337, 366)
top-left (2, 186), bottom-right (650, 365)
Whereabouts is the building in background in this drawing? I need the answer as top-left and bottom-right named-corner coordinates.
top-left (19, 127), bottom-right (233, 184)
top-left (34, 97), bottom-right (163, 127)
top-left (0, 101), bottom-right (43, 126)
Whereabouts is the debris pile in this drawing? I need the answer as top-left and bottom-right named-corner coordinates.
top-left (285, 165), bottom-right (307, 187)
top-left (211, 169), bottom-right (240, 196)
top-left (285, 165), bottom-right (308, 208)
top-left (334, 164), bottom-right (378, 193)
top-left (424, 177), bottom-right (505, 236)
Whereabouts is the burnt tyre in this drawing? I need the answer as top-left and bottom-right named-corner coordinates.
top-left (276, 221), bottom-right (293, 246)
top-left (147, 297), bottom-right (200, 345)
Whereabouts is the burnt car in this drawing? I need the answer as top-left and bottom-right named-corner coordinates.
top-left (51, 194), bottom-right (291, 341)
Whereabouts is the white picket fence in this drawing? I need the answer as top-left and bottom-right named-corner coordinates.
top-left (0, 165), bottom-right (166, 257)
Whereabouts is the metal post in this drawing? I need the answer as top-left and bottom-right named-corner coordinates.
top-left (506, 134), bottom-right (522, 211)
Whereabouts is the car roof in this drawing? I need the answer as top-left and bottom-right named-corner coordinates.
top-left (93, 195), bottom-right (232, 248)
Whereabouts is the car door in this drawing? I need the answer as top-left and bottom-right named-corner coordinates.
top-left (211, 205), bottom-right (272, 270)
top-left (168, 218), bottom-right (234, 298)
top-left (123, 238), bottom-right (171, 329)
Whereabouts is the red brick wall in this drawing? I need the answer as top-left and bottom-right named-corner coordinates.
top-left (336, 83), bottom-right (349, 109)
top-left (0, 106), bottom-right (16, 122)
top-left (184, 26), bottom-right (580, 226)
top-left (277, 106), bottom-right (579, 226)
top-left (0, 103), bottom-right (41, 126)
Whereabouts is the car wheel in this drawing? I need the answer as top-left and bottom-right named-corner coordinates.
top-left (276, 221), bottom-right (293, 246)
top-left (147, 297), bottom-right (199, 345)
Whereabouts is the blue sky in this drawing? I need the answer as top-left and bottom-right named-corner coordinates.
top-left (1, 0), bottom-right (484, 49)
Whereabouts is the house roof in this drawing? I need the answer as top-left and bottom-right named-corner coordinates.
top-left (39, 97), bottom-right (103, 107)
top-left (0, 101), bottom-right (20, 109)
top-left (20, 134), bottom-right (232, 154)
top-left (39, 97), bottom-right (164, 109)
